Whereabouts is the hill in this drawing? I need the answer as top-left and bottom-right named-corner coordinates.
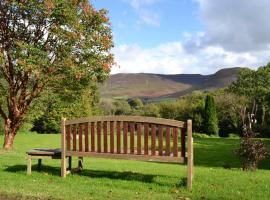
top-left (100, 67), bottom-right (241, 101)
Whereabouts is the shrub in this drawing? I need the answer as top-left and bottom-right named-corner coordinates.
top-left (142, 104), bottom-right (160, 117)
top-left (236, 127), bottom-right (268, 171)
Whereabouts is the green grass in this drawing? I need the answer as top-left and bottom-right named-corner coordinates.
top-left (0, 133), bottom-right (270, 200)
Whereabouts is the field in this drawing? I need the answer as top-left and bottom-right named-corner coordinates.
top-left (0, 133), bottom-right (270, 200)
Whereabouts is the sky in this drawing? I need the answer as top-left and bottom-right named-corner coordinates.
top-left (91, 0), bottom-right (270, 75)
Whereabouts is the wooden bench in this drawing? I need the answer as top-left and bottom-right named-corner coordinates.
top-left (26, 148), bottom-right (61, 175)
top-left (61, 116), bottom-right (194, 190)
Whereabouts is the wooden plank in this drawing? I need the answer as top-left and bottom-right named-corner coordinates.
top-left (130, 122), bottom-right (135, 154)
top-left (84, 123), bottom-right (89, 152)
top-left (144, 123), bottom-right (149, 155)
top-left (110, 121), bottom-right (114, 153)
top-left (72, 124), bottom-right (77, 151)
top-left (165, 126), bottom-right (170, 156)
top-left (158, 125), bottom-right (163, 156)
top-left (91, 122), bottom-right (95, 152)
top-left (97, 121), bottom-right (101, 153)
top-left (66, 116), bottom-right (185, 128)
top-left (79, 123), bottom-right (83, 152)
top-left (151, 124), bottom-right (156, 156)
top-left (61, 118), bottom-right (66, 177)
top-left (27, 148), bottom-right (61, 156)
top-left (123, 121), bottom-right (128, 154)
top-left (173, 127), bottom-right (178, 157)
top-left (26, 155), bottom-right (61, 160)
top-left (137, 122), bottom-right (142, 155)
top-left (66, 151), bottom-right (185, 163)
top-left (187, 119), bottom-right (193, 191)
top-left (181, 128), bottom-right (186, 158)
top-left (103, 121), bottom-right (108, 153)
top-left (66, 125), bottom-right (71, 151)
top-left (117, 121), bottom-right (121, 154)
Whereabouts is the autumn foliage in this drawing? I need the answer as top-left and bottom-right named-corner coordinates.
top-left (0, 0), bottom-right (114, 149)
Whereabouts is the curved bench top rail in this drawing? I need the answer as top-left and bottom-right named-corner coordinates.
top-left (65, 116), bottom-right (185, 128)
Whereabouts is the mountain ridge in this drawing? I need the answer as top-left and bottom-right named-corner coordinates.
top-left (100, 67), bottom-right (241, 101)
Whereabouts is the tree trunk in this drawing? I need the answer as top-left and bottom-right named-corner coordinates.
top-left (3, 119), bottom-right (18, 150)
top-left (3, 132), bottom-right (15, 150)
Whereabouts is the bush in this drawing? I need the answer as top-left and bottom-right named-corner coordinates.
top-left (236, 128), bottom-right (268, 171)
top-left (113, 100), bottom-right (131, 115)
top-left (142, 104), bottom-right (160, 117)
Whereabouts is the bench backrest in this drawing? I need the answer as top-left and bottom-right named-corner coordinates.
top-left (62, 116), bottom-right (191, 162)
top-left (61, 116), bottom-right (193, 190)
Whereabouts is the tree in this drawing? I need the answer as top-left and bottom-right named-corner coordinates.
top-left (113, 100), bottom-right (131, 115)
top-left (204, 94), bottom-right (219, 136)
top-left (214, 90), bottom-right (248, 137)
top-left (230, 64), bottom-right (270, 126)
top-left (0, 1), bottom-right (114, 149)
top-left (31, 84), bottom-right (101, 133)
top-left (128, 98), bottom-right (143, 110)
top-left (142, 103), bottom-right (160, 117)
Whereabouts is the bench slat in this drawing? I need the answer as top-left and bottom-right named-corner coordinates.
top-left (144, 123), bottom-right (149, 155)
top-left (66, 125), bottom-right (71, 151)
top-left (151, 124), bottom-right (156, 156)
top-left (91, 122), bottom-right (95, 152)
top-left (85, 123), bottom-right (89, 152)
top-left (110, 121), bottom-right (114, 153)
top-left (181, 128), bottom-right (186, 157)
top-left (123, 121), bottom-right (128, 154)
top-left (103, 121), bottom-right (108, 153)
top-left (79, 124), bottom-right (83, 152)
top-left (117, 121), bottom-right (121, 154)
top-left (166, 126), bottom-right (170, 156)
top-left (97, 122), bottom-right (101, 153)
top-left (137, 122), bottom-right (142, 155)
top-left (72, 124), bottom-right (77, 151)
top-left (173, 127), bottom-right (178, 157)
top-left (158, 125), bottom-right (163, 156)
top-left (130, 122), bottom-right (135, 154)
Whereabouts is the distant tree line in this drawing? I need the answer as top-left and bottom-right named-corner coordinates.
top-left (2, 63), bottom-right (270, 138)
top-left (100, 62), bottom-right (270, 137)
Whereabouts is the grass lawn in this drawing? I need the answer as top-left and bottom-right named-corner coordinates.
top-left (0, 133), bottom-right (270, 200)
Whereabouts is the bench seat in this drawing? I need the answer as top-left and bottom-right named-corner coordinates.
top-left (26, 148), bottom-right (61, 175)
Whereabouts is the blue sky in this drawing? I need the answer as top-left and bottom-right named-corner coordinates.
top-left (91, 0), bottom-right (270, 75)
top-left (92, 0), bottom-right (202, 48)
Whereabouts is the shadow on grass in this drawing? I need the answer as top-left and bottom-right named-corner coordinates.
top-left (4, 164), bottom-right (186, 187)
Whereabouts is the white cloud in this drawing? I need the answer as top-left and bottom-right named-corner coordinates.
top-left (111, 0), bottom-right (270, 74)
top-left (193, 0), bottom-right (270, 52)
top-left (111, 42), bottom-right (266, 75)
top-left (123, 0), bottom-right (161, 27)
top-left (129, 0), bottom-right (160, 9)
top-left (138, 9), bottom-right (160, 27)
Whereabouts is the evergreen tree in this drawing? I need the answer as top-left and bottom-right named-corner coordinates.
top-left (204, 94), bottom-right (219, 136)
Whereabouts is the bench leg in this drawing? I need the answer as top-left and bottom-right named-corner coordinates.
top-left (27, 155), bottom-right (32, 175)
top-left (61, 156), bottom-right (67, 178)
top-left (38, 159), bottom-right (42, 171)
top-left (78, 157), bottom-right (83, 172)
